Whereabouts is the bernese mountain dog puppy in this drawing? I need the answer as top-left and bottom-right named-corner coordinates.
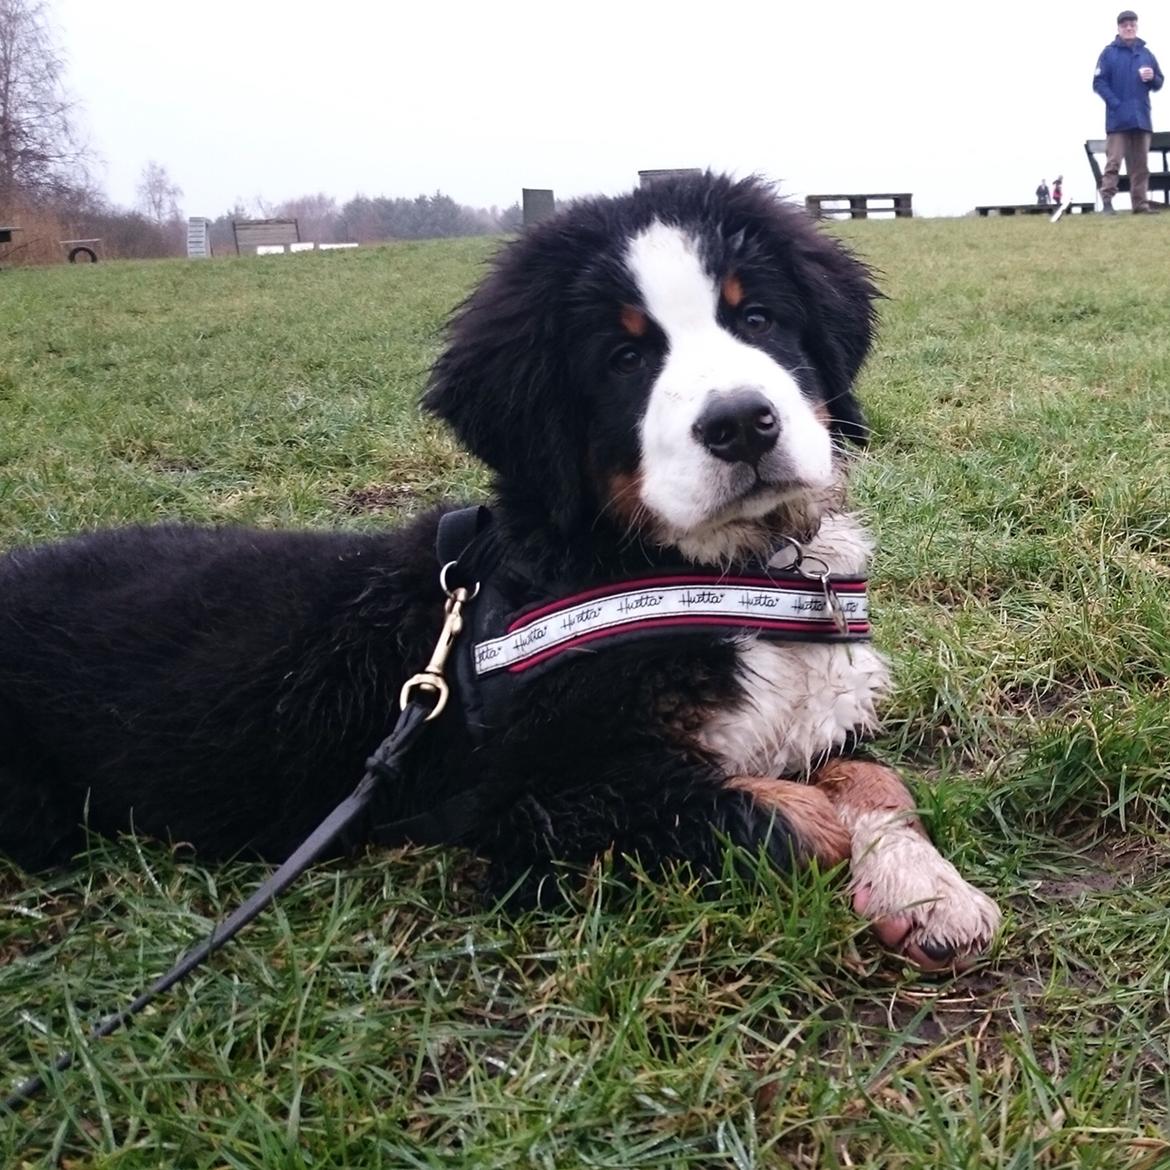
top-left (0, 174), bottom-right (1000, 970)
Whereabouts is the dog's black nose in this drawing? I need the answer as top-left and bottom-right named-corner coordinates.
top-left (693, 390), bottom-right (780, 465)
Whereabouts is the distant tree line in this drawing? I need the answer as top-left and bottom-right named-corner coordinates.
top-left (205, 191), bottom-right (523, 255)
top-left (6, 176), bottom-right (522, 266)
top-left (0, 1), bottom-right (522, 264)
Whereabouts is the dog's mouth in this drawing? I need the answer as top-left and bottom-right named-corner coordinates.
top-left (614, 432), bottom-right (838, 564)
top-left (711, 466), bottom-right (818, 522)
top-left (646, 474), bottom-right (827, 566)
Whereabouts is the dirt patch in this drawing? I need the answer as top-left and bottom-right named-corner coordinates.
top-left (153, 456), bottom-right (204, 475)
top-left (415, 1043), bottom-right (473, 1097)
top-left (1029, 836), bottom-right (1154, 901)
top-left (999, 677), bottom-right (1083, 719)
top-left (342, 483), bottom-right (422, 513)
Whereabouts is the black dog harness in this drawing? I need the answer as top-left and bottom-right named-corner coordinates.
top-left (436, 506), bottom-right (872, 741)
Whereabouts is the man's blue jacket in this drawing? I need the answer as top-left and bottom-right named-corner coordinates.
top-left (1094, 36), bottom-right (1164, 133)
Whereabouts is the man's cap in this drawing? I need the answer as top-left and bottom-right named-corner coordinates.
top-left (1117, 10), bottom-right (1138, 23)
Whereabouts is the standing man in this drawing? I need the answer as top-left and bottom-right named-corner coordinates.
top-left (1093, 10), bottom-right (1164, 213)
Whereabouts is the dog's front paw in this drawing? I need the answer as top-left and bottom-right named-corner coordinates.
top-left (849, 814), bottom-right (1001, 971)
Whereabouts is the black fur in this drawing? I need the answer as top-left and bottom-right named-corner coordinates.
top-left (426, 172), bottom-right (876, 552)
top-left (0, 174), bottom-right (878, 895)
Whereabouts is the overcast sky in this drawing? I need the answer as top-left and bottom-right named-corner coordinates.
top-left (54, 0), bottom-right (1165, 220)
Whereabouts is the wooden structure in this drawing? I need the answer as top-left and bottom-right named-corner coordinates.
top-left (187, 217), bottom-right (212, 258)
top-left (638, 168), bottom-right (702, 187)
top-left (232, 218), bottom-right (300, 254)
top-left (60, 238), bottom-right (101, 262)
top-left (0, 225), bottom-right (17, 271)
top-left (805, 192), bottom-right (913, 219)
top-left (522, 188), bottom-right (555, 226)
top-left (974, 202), bottom-right (1095, 216)
top-left (1084, 131), bottom-right (1170, 206)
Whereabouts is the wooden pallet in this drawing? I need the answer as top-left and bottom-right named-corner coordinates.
top-left (805, 192), bottom-right (913, 219)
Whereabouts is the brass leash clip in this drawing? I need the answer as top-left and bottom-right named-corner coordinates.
top-left (399, 562), bottom-right (480, 721)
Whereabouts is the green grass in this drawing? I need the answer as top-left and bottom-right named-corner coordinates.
top-left (3, 217), bottom-right (1170, 1168)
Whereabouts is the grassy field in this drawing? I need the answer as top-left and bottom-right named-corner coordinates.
top-left (2, 213), bottom-right (1170, 1168)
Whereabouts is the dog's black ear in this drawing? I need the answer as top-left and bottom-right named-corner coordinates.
top-left (715, 176), bottom-right (878, 446)
top-left (789, 223), bottom-right (879, 446)
top-left (423, 237), bottom-right (586, 535)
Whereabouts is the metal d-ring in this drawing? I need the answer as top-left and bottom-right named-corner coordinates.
top-left (786, 551), bottom-right (850, 636)
top-left (769, 535), bottom-right (804, 573)
top-left (439, 560), bottom-right (480, 602)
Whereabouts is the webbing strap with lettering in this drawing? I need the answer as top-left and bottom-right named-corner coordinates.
top-left (472, 573), bottom-right (869, 676)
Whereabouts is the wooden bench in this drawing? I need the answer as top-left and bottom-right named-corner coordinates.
top-left (1084, 131), bottom-right (1170, 205)
top-left (805, 192), bottom-right (913, 220)
top-left (232, 218), bottom-right (301, 254)
top-left (974, 202), bottom-right (1095, 217)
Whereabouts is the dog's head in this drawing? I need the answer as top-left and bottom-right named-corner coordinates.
top-left (424, 173), bottom-right (878, 564)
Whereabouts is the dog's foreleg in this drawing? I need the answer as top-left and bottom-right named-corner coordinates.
top-left (812, 759), bottom-right (1001, 969)
top-left (475, 761), bottom-right (848, 906)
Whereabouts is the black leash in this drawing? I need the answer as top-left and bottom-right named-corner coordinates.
top-left (3, 565), bottom-right (478, 1114)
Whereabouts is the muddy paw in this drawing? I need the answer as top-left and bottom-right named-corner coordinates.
top-left (850, 821), bottom-right (1001, 972)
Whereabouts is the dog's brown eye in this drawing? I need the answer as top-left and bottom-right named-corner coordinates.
top-left (740, 306), bottom-right (773, 334)
top-left (609, 345), bottom-right (645, 375)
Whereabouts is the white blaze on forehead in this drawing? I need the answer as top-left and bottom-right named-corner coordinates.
top-left (624, 220), bottom-right (718, 334)
top-left (622, 219), bottom-right (835, 553)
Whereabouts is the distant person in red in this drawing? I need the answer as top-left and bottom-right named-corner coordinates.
top-left (1093, 10), bottom-right (1164, 213)
top-left (1052, 175), bottom-right (1064, 204)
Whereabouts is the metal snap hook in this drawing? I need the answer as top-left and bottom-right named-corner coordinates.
top-left (401, 567), bottom-right (480, 721)
top-left (816, 571), bottom-right (850, 636)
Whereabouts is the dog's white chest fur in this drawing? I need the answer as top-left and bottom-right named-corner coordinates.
top-left (695, 514), bottom-right (891, 777)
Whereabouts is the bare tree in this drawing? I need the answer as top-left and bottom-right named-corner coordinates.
top-left (0, 0), bottom-right (87, 204)
top-left (136, 159), bottom-right (183, 225)
top-left (274, 192), bottom-right (338, 243)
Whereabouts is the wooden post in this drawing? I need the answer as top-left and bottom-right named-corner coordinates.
top-left (522, 189), bottom-right (556, 227)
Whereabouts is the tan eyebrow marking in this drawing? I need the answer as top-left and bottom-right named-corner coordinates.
top-left (721, 275), bottom-right (745, 307)
top-left (620, 306), bottom-right (648, 336)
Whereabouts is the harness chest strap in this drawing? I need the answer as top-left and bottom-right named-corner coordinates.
top-left (434, 503), bottom-right (873, 742)
top-left (473, 572), bottom-right (869, 676)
